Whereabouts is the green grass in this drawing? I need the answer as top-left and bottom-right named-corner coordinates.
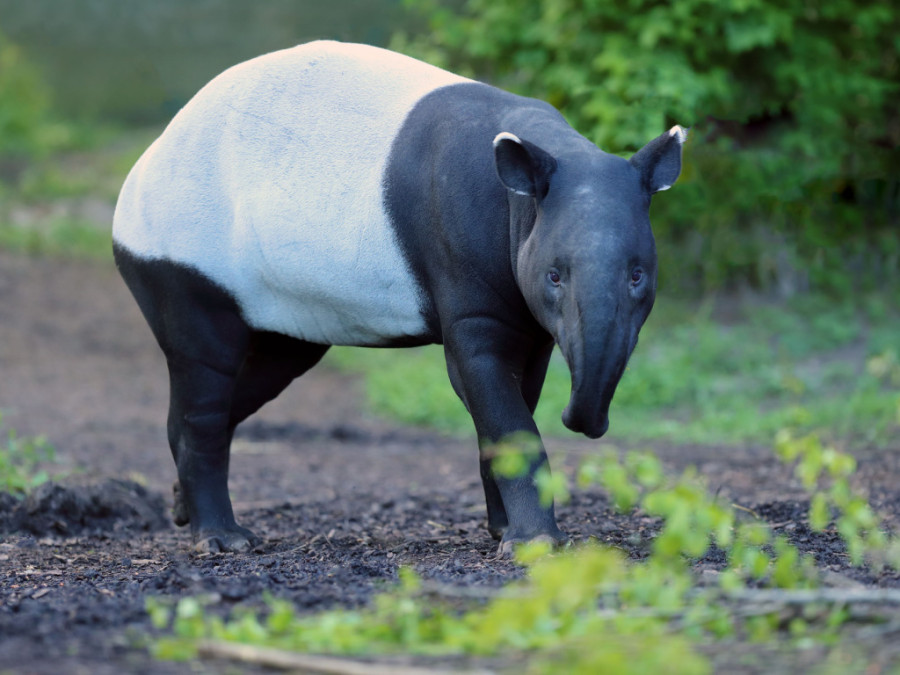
top-left (328, 294), bottom-right (900, 446)
top-left (328, 346), bottom-right (472, 434)
top-left (0, 124), bottom-right (159, 261)
top-left (0, 218), bottom-right (112, 259)
top-left (19, 124), bottom-right (158, 201)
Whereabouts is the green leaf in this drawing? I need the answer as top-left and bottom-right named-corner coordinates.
top-left (809, 493), bottom-right (829, 531)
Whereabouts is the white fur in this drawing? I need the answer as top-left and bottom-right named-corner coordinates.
top-left (668, 125), bottom-right (688, 144)
top-left (113, 41), bottom-right (469, 345)
top-left (493, 131), bottom-right (522, 146)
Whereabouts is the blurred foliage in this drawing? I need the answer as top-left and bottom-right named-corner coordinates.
top-left (0, 28), bottom-right (50, 159)
top-left (0, 27), bottom-right (114, 175)
top-left (774, 429), bottom-right (887, 566)
top-left (393, 0), bottom-right (900, 294)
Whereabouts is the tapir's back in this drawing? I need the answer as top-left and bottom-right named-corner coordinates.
top-left (113, 41), bottom-right (469, 345)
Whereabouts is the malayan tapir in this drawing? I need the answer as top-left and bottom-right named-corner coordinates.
top-left (113, 41), bottom-right (685, 554)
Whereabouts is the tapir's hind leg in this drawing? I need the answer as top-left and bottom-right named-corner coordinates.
top-left (115, 246), bottom-right (260, 551)
top-left (167, 351), bottom-right (257, 552)
top-left (170, 332), bottom-right (330, 539)
top-left (228, 333), bottom-right (330, 431)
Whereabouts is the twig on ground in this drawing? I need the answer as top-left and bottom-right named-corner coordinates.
top-left (197, 640), bottom-right (494, 674)
top-left (719, 588), bottom-right (900, 607)
top-left (418, 580), bottom-right (521, 601)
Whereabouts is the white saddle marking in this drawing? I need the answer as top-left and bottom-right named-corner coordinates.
top-left (113, 41), bottom-right (469, 345)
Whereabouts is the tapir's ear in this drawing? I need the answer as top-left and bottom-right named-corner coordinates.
top-left (629, 125), bottom-right (687, 194)
top-left (493, 132), bottom-right (558, 199)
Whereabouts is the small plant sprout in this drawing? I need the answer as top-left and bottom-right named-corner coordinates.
top-left (0, 412), bottom-right (56, 494)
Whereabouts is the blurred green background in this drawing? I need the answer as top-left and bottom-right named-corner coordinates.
top-left (1, 0), bottom-right (897, 445)
top-left (0, 0), bottom-right (405, 123)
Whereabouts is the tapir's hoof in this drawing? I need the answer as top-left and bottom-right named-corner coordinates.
top-left (172, 481), bottom-right (190, 527)
top-left (496, 532), bottom-right (569, 559)
top-left (192, 526), bottom-right (262, 553)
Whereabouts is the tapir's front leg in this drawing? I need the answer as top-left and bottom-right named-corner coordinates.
top-left (478, 339), bottom-right (554, 541)
top-left (445, 319), bottom-right (566, 554)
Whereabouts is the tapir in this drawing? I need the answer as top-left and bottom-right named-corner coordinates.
top-left (113, 41), bottom-right (685, 554)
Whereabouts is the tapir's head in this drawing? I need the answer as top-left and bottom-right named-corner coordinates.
top-left (494, 126), bottom-right (686, 439)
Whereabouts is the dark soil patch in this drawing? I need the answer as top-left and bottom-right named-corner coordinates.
top-left (2, 480), bottom-right (168, 538)
top-left (1, 251), bottom-right (898, 674)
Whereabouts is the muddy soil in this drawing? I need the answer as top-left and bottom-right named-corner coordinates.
top-left (1, 251), bottom-right (898, 674)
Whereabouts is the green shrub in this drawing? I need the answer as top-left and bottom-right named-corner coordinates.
top-left (393, 0), bottom-right (900, 294)
top-left (0, 28), bottom-right (51, 159)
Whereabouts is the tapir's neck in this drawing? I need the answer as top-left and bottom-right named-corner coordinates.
top-left (506, 193), bottom-right (538, 289)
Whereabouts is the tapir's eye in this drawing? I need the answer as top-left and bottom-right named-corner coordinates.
top-left (547, 270), bottom-right (561, 286)
top-left (631, 268), bottom-right (644, 285)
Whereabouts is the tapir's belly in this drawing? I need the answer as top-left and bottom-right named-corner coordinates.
top-left (112, 41), bottom-right (467, 346)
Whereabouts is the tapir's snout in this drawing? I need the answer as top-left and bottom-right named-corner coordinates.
top-left (557, 319), bottom-right (632, 440)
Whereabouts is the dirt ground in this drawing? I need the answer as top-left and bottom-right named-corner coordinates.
top-left (1, 251), bottom-right (899, 674)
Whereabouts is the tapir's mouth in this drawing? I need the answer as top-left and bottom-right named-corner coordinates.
top-left (562, 399), bottom-right (610, 439)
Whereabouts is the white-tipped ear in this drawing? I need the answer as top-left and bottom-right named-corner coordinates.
top-left (669, 125), bottom-right (688, 145)
top-left (493, 132), bottom-right (558, 198)
top-left (630, 125), bottom-right (687, 194)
